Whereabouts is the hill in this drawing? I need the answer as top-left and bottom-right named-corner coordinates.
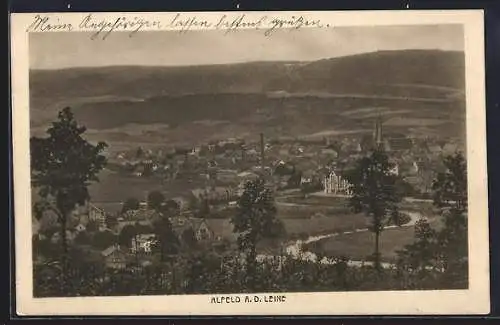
top-left (265, 50), bottom-right (465, 95)
top-left (29, 50), bottom-right (466, 148)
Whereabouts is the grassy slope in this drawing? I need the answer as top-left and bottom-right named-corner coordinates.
top-left (312, 218), bottom-right (442, 262)
top-left (30, 50), bottom-right (466, 148)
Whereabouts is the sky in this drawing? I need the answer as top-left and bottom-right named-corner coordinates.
top-left (30, 24), bottom-right (464, 69)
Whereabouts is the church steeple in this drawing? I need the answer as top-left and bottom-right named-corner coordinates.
top-left (373, 111), bottom-right (383, 149)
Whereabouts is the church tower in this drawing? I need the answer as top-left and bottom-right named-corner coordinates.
top-left (373, 112), bottom-right (383, 149)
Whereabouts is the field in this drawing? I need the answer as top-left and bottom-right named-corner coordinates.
top-left (279, 209), bottom-right (368, 238)
top-left (88, 169), bottom-right (205, 204)
top-left (275, 195), bottom-right (439, 261)
top-left (308, 218), bottom-right (442, 262)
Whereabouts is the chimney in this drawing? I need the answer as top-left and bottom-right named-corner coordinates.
top-left (260, 133), bottom-right (265, 168)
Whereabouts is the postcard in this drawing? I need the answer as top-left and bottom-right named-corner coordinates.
top-left (11, 10), bottom-right (489, 315)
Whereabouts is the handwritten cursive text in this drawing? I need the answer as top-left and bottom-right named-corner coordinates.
top-left (79, 14), bottom-right (162, 40)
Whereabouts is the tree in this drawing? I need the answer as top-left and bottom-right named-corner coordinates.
top-left (122, 197), bottom-right (140, 214)
top-left (152, 216), bottom-right (179, 261)
top-left (33, 236), bottom-right (58, 260)
top-left (181, 227), bottom-right (198, 249)
top-left (397, 217), bottom-right (438, 273)
top-left (147, 191), bottom-right (165, 211)
top-left (92, 230), bottom-right (117, 250)
top-left (197, 198), bottom-right (211, 218)
top-left (135, 222), bottom-right (154, 235)
top-left (300, 179), bottom-right (323, 196)
top-left (86, 220), bottom-right (99, 233)
top-left (74, 231), bottom-right (91, 246)
top-left (432, 152), bottom-right (467, 212)
top-left (345, 149), bottom-right (402, 270)
top-left (162, 199), bottom-right (180, 218)
top-left (31, 107), bottom-right (107, 287)
top-left (231, 178), bottom-right (283, 289)
top-left (431, 152), bottom-right (468, 282)
top-left (136, 147), bottom-right (144, 159)
top-left (394, 152), bottom-right (469, 289)
top-left (118, 224), bottom-right (137, 248)
top-left (287, 170), bottom-right (302, 189)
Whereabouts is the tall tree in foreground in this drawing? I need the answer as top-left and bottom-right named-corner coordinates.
top-left (397, 152), bottom-right (468, 288)
top-left (147, 190), bottom-right (165, 211)
top-left (432, 152), bottom-right (468, 281)
top-left (231, 179), bottom-right (284, 289)
top-left (152, 216), bottom-right (179, 262)
top-left (121, 197), bottom-right (140, 214)
top-left (346, 149), bottom-right (402, 270)
top-left (31, 107), bottom-right (107, 289)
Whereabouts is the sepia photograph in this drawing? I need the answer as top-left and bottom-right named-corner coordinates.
top-left (11, 11), bottom-right (489, 315)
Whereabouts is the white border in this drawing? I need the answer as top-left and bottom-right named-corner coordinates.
top-left (11, 10), bottom-right (489, 316)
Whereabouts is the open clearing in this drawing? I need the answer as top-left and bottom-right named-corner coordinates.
top-left (309, 218), bottom-right (441, 262)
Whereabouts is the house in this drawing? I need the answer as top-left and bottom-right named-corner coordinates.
top-left (116, 220), bottom-right (152, 233)
top-left (139, 201), bottom-right (148, 210)
top-left (237, 171), bottom-right (260, 182)
top-left (171, 217), bottom-right (215, 242)
top-left (388, 161), bottom-right (400, 176)
top-left (98, 225), bottom-right (113, 233)
top-left (133, 164), bottom-right (145, 177)
top-left (400, 161), bottom-right (419, 176)
top-left (300, 170), bottom-right (316, 184)
top-left (385, 138), bottom-right (414, 152)
top-left (360, 134), bottom-right (376, 152)
top-left (70, 203), bottom-right (88, 218)
top-left (205, 218), bottom-right (237, 242)
top-left (190, 186), bottom-right (237, 204)
top-left (34, 233), bottom-right (47, 241)
top-left (191, 218), bottom-right (214, 241)
top-left (74, 223), bottom-right (86, 233)
top-left (122, 209), bottom-right (140, 220)
top-left (216, 169), bottom-right (239, 184)
top-left (101, 245), bottom-right (127, 269)
top-left (274, 174), bottom-right (293, 189)
top-left (131, 234), bottom-right (157, 254)
top-left (246, 149), bottom-right (258, 157)
top-left (206, 186), bottom-right (238, 203)
top-left (50, 230), bottom-right (77, 244)
top-left (122, 209), bottom-right (160, 221)
top-left (88, 204), bottom-right (107, 228)
top-left (172, 197), bottom-right (189, 211)
top-left (443, 143), bottom-right (459, 155)
top-left (190, 188), bottom-right (207, 203)
top-left (427, 144), bottom-right (443, 155)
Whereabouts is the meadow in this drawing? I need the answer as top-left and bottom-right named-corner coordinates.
top-left (306, 218), bottom-right (442, 262)
top-left (88, 169), bottom-right (205, 204)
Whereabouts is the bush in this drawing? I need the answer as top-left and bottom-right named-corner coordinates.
top-left (33, 251), bottom-right (464, 297)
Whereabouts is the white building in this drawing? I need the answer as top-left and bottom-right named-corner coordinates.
top-left (388, 162), bottom-right (399, 176)
top-left (323, 170), bottom-right (352, 195)
top-left (88, 204), bottom-right (107, 228)
top-left (131, 234), bottom-right (157, 254)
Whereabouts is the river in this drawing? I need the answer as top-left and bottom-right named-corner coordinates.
top-left (257, 211), bottom-right (423, 269)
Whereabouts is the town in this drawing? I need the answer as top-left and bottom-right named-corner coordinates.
top-left (32, 115), bottom-right (463, 272)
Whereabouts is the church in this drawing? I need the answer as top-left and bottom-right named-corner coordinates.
top-left (369, 114), bottom-right (400, 175)
top-left (362, 114), bottom-right (414, 155)
top-left (323, 114), bottom-right (400, 195)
